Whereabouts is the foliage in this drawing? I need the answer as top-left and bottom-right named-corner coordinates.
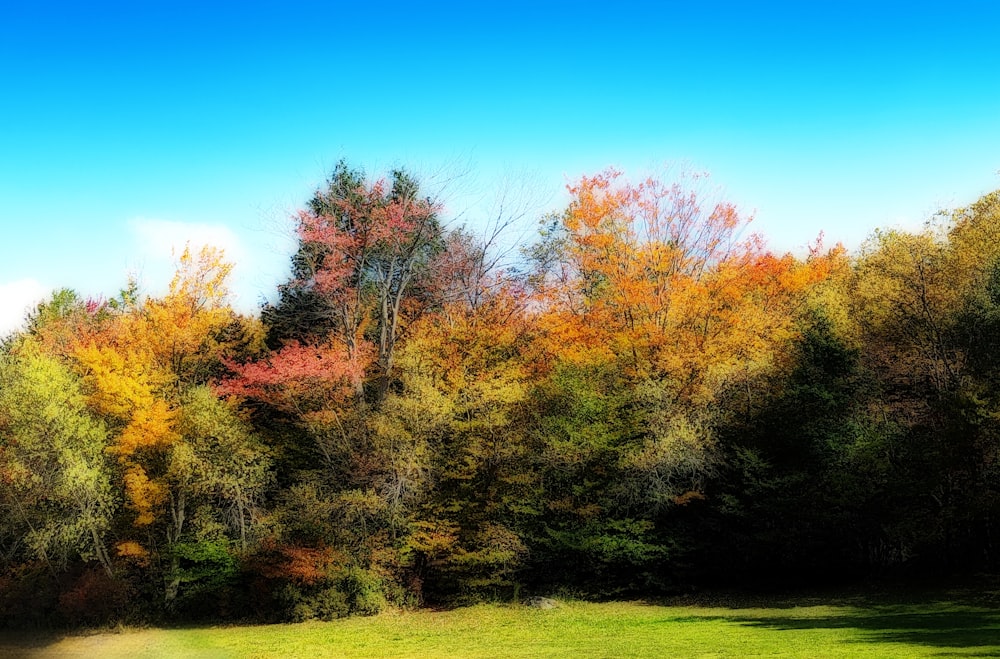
top-left (0, 340), bottom-right (116, 574)
top-left (263, 160), bottom-right (444, 403)
top-left (5, 164), bottom-right (1000, 625)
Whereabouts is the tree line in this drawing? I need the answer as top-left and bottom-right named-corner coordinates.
top-left (2, 161), bottom-right (1000, 626)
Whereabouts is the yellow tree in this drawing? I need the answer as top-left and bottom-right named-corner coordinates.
top-left (50, 246), bottom-right (268, 600)
top-left (372, 286), bottom-right (532, 597)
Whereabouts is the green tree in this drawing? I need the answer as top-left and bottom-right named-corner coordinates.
top-left (0, 340), bottom-right (116, 575)
top-left (163, 385), bottom-right (272, 604)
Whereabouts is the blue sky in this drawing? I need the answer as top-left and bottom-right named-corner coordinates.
top-left (3, 1), bottom-right (1000, 333)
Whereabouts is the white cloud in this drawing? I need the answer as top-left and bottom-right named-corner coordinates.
top-left (127, 218), bottom-right (251, 306)
top-left (0, 278), bottom-right (48, 337)
top-left (129, 217), bottom-right (245, 264)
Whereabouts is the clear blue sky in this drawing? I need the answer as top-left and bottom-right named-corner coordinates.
top-left (3, 1), bottom-right (1000, 333)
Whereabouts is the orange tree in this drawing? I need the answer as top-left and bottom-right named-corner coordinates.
top-left (523, 169), bottom-right (840, 590)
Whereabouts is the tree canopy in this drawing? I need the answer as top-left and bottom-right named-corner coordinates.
top-left (3, 161), bottom-right (1000, 625)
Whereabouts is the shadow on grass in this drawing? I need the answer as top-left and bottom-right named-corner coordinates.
top-left (709, 605), bottom-right (1000, 653)
top-left (0, 632), bottom-right (74, 658)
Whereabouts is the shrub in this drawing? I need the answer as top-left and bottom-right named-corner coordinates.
top-left (280, 584), bottom-right (350, 622)
top-left (340, 566), bottom-right (387, 615)
top-left (57, 567), bottom-right (131, 627)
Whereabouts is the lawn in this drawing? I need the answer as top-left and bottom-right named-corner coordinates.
top-left (2, 592), bottom-right (999, 658)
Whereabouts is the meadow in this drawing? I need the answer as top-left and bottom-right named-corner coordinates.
top-left (3, 591), bottom-right (999, 658)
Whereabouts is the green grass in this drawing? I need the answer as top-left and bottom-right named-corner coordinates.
top-left (3, 594), bottom-right (1000, 658)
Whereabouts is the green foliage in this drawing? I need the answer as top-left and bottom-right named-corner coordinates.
top-left (175, 386), bottom-right (272, 549)
top-left (280, 583), bottom-right (350, 622)
top-left (9, 170), bottom-right (1000, 626)
top-left (339, 565), bottom-right (388, 615)
top-left (0, 340), bottom-right (116, 573)
top-left (165, 539), bottom-right (239, 612)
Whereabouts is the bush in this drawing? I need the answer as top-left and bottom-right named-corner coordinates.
top-left (280, 584), bottom-right (350, 622)
top-left (0, 564), bottom-right (60, 628)
top-left (340, 566), bottom-right (387, 615)
top-left (57, 567), bottom-right (131, 627)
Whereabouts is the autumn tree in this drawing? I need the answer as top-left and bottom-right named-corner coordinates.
top-left (28, 247), bottom-right (271, 605)
top-left (367, 285), bottom-right (534, 599)
top-left (847, 191), bottom-right (1000, 569)
top-left (530, 170), bottom-right (837, 491)
top-left (217, 338), bottom-right (366, 485)
top-left (0, 339), bottom-right (116, 576)
top-left (520, 168), bottom-right (843, 590)
top-left (264, 160), bottom-right (445, 403)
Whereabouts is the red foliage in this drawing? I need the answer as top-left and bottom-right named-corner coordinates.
top-left (218, 341), bottom-right (367, 413)
top-left (297, 180), bottom-right (439, 304)
top-left (252, 541), bottom-right (346, 586)
top-left (84, 296), bottom-right (106, 315)
top-left (57, 568), bottom-right (131, 626)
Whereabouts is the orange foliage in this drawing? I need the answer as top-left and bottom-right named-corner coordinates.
top-left (534, 169), bottom-right (843, 403)
top-left (256, 543), bottom-right (346, 586)
top-left (115, 540), bottom-right (151, 565)
top-left (217, 340), bottom-right (366, 414)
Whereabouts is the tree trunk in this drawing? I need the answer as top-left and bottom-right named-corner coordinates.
top-left (165, 490), bottom-right (186, 604)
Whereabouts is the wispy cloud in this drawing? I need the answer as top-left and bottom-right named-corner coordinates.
top-left (0, 278), bottom-right (48, 337)
top-left (129, 217), bottom-right (245, 264)
top-left (126, 217), bottom-right (251, 305)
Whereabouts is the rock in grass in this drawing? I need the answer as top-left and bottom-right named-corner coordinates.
top-left (524, 597), bottom-right (560, 609)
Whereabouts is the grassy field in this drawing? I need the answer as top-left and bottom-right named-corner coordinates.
top-left (2, 592), bottom-right (999, 658)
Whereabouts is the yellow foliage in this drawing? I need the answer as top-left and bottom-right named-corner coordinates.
top-left (44, 244), bottom-right (247, 531)
top-left (169, 244), bottom-right (234, 312)
top-left (115, 540), bottom-right (150, 564)
top-left (122, 465), bottom-right (167, 526)
top-left (113, 399), bottom-right (178, 457)
top-left (72, 342), bottom-right (162, 420)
